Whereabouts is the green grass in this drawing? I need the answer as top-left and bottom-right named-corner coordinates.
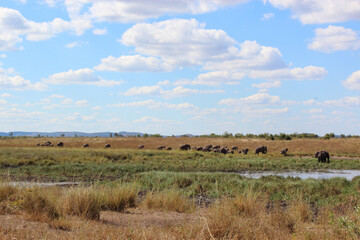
top-left (1, 148), bottom-right (360, 182)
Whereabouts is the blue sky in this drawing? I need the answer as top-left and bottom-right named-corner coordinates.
top-left (0, 0), bottom-right (360, 135)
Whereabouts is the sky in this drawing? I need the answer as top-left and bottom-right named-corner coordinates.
top-left (0, 0), bottom-right (360, 135)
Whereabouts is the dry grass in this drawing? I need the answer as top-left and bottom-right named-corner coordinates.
top-left (0, 189), bottom-right (358, 239)
top-left (1, 137), bottom-right (360, 156)
top-left (142, 191), bottom-right (195, 213)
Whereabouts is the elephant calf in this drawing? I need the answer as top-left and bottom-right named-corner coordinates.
top-left (280, 148), bottom-right (288, 156)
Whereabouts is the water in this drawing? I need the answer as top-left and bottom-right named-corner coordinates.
top-left (6, 182), bottom-right (81, 187)
top-left (239, 169), bottom-right (360, 181)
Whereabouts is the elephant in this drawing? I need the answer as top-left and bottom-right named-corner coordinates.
top-left (241, 148), bottom-right (249, 155)
top-left (83, 144), bottom-right (90, 148)
top-left (203, 145), bottom-right (213, 152)
top-left (104, 144), bottom-right (111, 148)
top-left (212, 145), bottom-right (220, 150)
top-left (315, 151), bottom-right (330, 163)
top-left (180, 144), bottom-right (191, 150)
top-left (166, 147), bottom-right (172, 150)
top-left (231, 146), bottom-right (238, 151)
top-left (255, 146), bottom-right (267, 155)
top-left (36, 143), bottom-right (41, 146)
top-left (158, 145), bottom-right (166, 150)
top-left (220, 147), bottom-right (228, 154)
top-left (197, 147), bottom-right (204, 151)
top-left (57, 142), bottom-right (64, 147)
top-left (44, 141), bottom-right (52, 146)
top-left (280, 148), bottom-right (288, 156)
top-left (138, 145), bottom-right (144, 149)
top-left (214, 148), bottom-right (220, 153)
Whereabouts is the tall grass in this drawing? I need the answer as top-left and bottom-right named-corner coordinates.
top-left (142, 190), bottom-right (195, 213)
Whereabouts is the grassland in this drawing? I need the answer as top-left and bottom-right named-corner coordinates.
top-left (1, 137), bottom-right (360, 239)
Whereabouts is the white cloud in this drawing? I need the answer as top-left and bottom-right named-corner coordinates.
top-left (262, 13), bottom-right (275, 20)
top-left (343, 71), bottom-right (360, 90)
top-left (0, 7), bottom-right (75, 51)
top-left (252, 81), bottom-right (282, 89)
top-left (324, 96), bottom-right (360, 107)
top-left (65, 0), bottom-right (249, 24)
top-left (44, 68), bottom-right (123, 86)
top-left (0, 54), bottom-right (6, 58)
top-left (92, 28), bottom-right (107, 35)
top-left (204, 40), bottom-right (286, 71)
top-left (191, 71), bottom-right (245, 86)
top-left (309, 26), bottom-right (360, 53)
top-left (121, 19), bottom-right (238, 66)
top-left (91, 106), bottom-right (103, 111)
top-left (124, 85), bottom-right (162, 96)
top-left (110, 99), bottom-right (197, 111)
top-left (249, 66), bottom-right (327, 80)
top-left (76, 99), bottom-right (88, 106)
top-left (266, 0), bottom-right (360, 24)
top-left (0, 66), bottom-right (46, 90)
top-left (158, 80), bottom-right (170, 86)
top-left (94, 55), bottom-right (173, 72)
top-left (0, 93), bottom-right (12, 98)
top-left (49, 94), bottom-right (64, 98)
top-left (123, 85), bottom-right (224, 98)
top-left (304, 108), bottom-right (323, 114)
top-left (133, 116), bottom-right (180, 125)
top-left (66, 40), bottom-right (88, 48)
top-left (219, 93), bottom-right (280, 106)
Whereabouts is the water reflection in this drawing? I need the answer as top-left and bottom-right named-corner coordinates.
top-left (240, 170), bottom-right (360, 180)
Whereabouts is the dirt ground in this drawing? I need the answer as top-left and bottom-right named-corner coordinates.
top-left (0, 208), bottom-right (200, 239)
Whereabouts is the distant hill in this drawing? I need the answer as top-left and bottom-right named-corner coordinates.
top-left (0, 131), bottom-right (144, 137)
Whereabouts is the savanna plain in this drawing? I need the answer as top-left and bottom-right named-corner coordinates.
top-left (1, 137), bottom-right (360, 239)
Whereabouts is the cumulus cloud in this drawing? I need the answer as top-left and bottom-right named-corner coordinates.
top-left (0, 66), bottom-right (46, 90)
top-left (252, 81), bottom-right (282, 89)
top-left (94, 55), bottom-right (173, 72)
top-left (0, 7), bottom-right (75, 51)
top-left (66, 40), bottom-right (88, 48)
top-left (262, 13), bottom-right (275, 20)
top-left (92, 28), bottom-right (107, 35)
top-left (219, 93), bottom-right (280, 106)
top-left (110, 99), bottom-right (197, 110)
top-left (120, 19), bottom-right (238, 66)
top-left (248, 66), bottom-right (327, 80)
top-left (309, 26), bottom-right (360, 53)
top-left (343, 71), bottom-right (360, 90)
top-left (324, 96), bottom-right (360, 107)
top-left (0, 93), bottom-right (12, 98)
top-left (133, 116), bottom-right (180, 125)
top-left (64, 0), bottom-right (249, 24)
top-left (43, 68), bottom-right (123, 86)
top-left (123, 85), bottom-right (223, 98)
top-left (191, 71), bottom-right (246, 86)
top-left (266, 0), bottom-right (360, 24)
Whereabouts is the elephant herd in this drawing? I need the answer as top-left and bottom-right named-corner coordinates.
top-left (35, 141), bottom-right (330, 163)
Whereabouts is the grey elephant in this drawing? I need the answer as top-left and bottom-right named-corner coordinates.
top-left (241, 148), bottom-right (249, 155)
top-left (280, 148), bottom-right (288, 156)
top-left (83, 144), bottom-right (89, 148)
top-left (255, 146), bottom-right (267, 155)
top-left (104, 144), bottom-right (111, 148)
top-left (158, 145), bottom-right (166, 150)
top-left (315, 151), bottom-right (330, 163)
top-left (180, 144), bottom-right (191, 150)
top-left (203, 145), bottom-right (213, 152)
top-left (138, 145), bottom-right (144, 149)
top-left (57, 142), bottom-right (64, 147)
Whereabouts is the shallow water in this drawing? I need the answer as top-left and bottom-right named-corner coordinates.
top-left (6, 182), bottom-right (81, 187)
top-left (239, 169), bottom-right (360, 180)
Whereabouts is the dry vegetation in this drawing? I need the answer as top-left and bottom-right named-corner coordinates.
top-left (0, 183), bottom-right (360, 239)
top-left (1, 137), bottom-right (360, 156)
top-left (1, 137), bottom-right (360, 239)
